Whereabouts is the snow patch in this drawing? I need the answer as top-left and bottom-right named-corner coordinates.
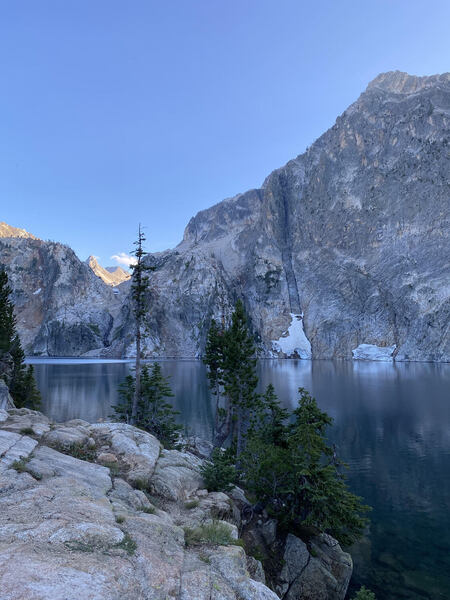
top-left (272, 313), bottom-right (312, 359)
top-left (33, 288), bottom-right (42, 295)
top-left (352, 343), bottom-right (396, 361)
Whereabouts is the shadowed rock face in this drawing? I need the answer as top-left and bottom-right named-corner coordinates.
top-left (118, 71), bottom-right (449, 361)
top-left (0, 237), bottom-right (125, 356)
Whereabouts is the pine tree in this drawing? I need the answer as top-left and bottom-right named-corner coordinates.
top-left (0, 268), bottom-right (41, 410)
top-left (204, 318), bottom-right (227, 445)
top-left (204, 300), bottom-right (259, 455)
top-left (113, 363), bottom-right (181, 449)
top-left (129, 225), bottom-right (154, 425)
top-left (0, 269), bottom-right (16, 353)
top-left (112, 373), bottom-right (135, 423)
top-left (240, 387), bottom-right (370, 546)
top-left (222, 299), bottom-right (259, 458)
top-left (139, 363), bottom-right (182, 448)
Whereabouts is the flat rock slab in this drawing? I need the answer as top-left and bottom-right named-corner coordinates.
top-left (0, 431), bottom-right (38, 472)
top-left (27, 446), bottom-right (111, 497)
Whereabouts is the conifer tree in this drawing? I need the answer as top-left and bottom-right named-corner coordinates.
top-left (129, 225), bottom-right (153, 425)
top-left (113, 363), bottom-right (181, 448)
top-left (0, 268), bottom-right (41, 410)
top-left (204, 318), bottom-right (227, 445)
top-left (0, 269), bottom-right (16, 353)
top-left (240, 387), bottom-right (369, 546)
top-left (222, 299), bottom-right (258, 458)
top-left (204, 300), bottom-right (259, 454)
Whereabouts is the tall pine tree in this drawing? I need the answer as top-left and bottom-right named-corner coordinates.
top-left (129, 225), bottom-right (154, 425)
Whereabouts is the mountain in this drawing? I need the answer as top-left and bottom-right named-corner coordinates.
top-left (117, 71), bottom-right (449, 361)
top-left (1, 71), bottom-right (449, 360)
top-left (0, 222), bottom-right (37, 240)
top-left (87, 255), bottom-right (131, 286)
top-left (0, 233), bottom-right (125, 356)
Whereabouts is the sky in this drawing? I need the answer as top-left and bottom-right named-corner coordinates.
top-left (1, 0), bottom-right (449, 266)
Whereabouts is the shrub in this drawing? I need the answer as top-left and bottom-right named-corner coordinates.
top-left (353, 586), bottom-right (376, 600)
top-left (184, 499), bottom-right (200, 509)
top-left (141, 506), bottom-right (156, 514)
top-left (20, 427), bottom-right (35, 435)
top-left (184, 520), bottom-right (237, 547)
top-left (49, 441), bottom-right (96, 463)
top-left (200, 447), bottom-right (236, 493)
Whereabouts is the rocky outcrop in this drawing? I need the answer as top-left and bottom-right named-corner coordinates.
top-left (276, 534), bottom-right (352, 600)
top-left (0, 410), bottom-right (353, 599)
top-left (0, 410), bottom-right (281, 600)
top-left (0, 222), bottom-right (37, 240)
top-left (0, 234), bottom-right (125, 356)
top-left (0, 380), bottom-right (14, 411)
top-left (115, 71), bottom-right (449, 362)
top-left (87, 256), bottom-right (131, 287)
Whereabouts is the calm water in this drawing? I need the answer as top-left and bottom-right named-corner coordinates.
top-left (28, 358), bottom-right (450, 600)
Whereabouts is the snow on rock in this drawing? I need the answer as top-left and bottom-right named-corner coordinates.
top-left (352, 343), bottom-right (396, 361)
top-left (33, 288), bottom-right (41, 295)
top-left (272, 313), bottom-right (312, 359)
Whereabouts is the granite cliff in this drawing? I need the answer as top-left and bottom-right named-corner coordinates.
top-left (116, 71), bottom-right (449, 361)
top-left (0, 230), bottom-right (125, 356)
top-left (1, 71), bottom-right (449, 360)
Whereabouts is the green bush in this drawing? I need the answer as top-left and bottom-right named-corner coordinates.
top-left (200, 447), bottom-right (236, 493)
top-left (184, 520), bottom-right (237, 547)
top-left (353, 586), bottom-right (376, 600)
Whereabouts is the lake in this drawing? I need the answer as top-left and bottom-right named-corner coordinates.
top-left (27, 357), bottom-right (450, 600)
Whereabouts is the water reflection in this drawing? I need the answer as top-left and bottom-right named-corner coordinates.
top-left (28, 358), bottom-right (450, 600)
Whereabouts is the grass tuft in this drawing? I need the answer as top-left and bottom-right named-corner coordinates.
top-left (183, 520), bottom-right (238, 547)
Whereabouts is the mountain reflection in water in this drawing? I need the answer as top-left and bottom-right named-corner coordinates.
top-left (28, 358), bottom-right (450, 600)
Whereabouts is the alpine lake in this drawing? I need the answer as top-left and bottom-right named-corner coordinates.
top-left (27, 357), bottom-right (450, 600)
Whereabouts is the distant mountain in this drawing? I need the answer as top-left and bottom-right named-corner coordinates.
top-left (0, 232), bottom-right (125, 356)
top-left (87, 255), bottom-right (131, 287)
top-left (0, 222), bottom-right (37, 240)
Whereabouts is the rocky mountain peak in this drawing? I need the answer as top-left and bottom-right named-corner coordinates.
top-left (87, 255), bottom-right (131, 287)
top-left (367, 70), bottom-right (450, 94)
top-left (0, 222), bottom-right (38, 240)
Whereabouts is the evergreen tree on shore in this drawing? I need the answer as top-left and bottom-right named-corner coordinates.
top-left (113, 362), bottom-right (181, 448)
top-left (0, 268), bottom-right (41, 410)
top-left (129, 225), bottom-right (154, 425)
top-left (204, 299), bottom-right (259, 455)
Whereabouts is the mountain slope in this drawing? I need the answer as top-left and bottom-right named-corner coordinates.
top-left (118, 71), bottom-right (449, 361)
top-left (0, 236), bottom-right (125, 356)
top-left (87, 255), bottom-right (131, 286)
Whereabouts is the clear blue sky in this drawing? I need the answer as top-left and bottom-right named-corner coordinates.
top-left (1, 0), bottom-right (449, 265)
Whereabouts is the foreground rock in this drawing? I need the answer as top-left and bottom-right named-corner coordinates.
top-left (0, 410), bottom-right (281, 600)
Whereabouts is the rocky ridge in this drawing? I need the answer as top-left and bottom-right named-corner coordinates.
top-left (87, 255), bottom-right (131, 287)
top-left (0, 408), bottom-right (352, 600)
top-left (0, 233), bottom-right (126, 356)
